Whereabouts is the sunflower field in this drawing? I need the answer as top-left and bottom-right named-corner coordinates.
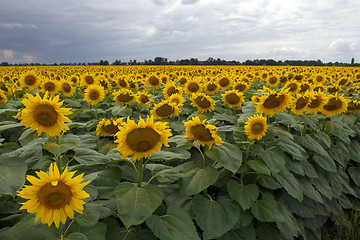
top-left (1, 65), bottom-right (360, 239)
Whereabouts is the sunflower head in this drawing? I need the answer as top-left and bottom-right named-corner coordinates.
top-left (96, 118), bottom-right (124, 137)
top-left (217, 76), bottom-right (232, 90)
top-left (291, 93), bottom-right (310, 115)
top-left (115, 116), bottom-right (172, 161)
top-left (321, 94), bottom-right (348, 116)
top-left (256, 89), bottom-right (292, 117)
top-left (136, 91), bottom-right (153, 108)
top-left (0, 91), bottom-right (8, 104)
top-left (60, 80), bottom-right (75, 97)
top-left (244, 114), bottom-right (268, 141)
top-left (306, 91), bottom-right (327, 114)
top-left (113, 89), bottom-right (136, 105)
top-left (185, 78), bottom-right (202, 95)
top-left (222, 90), bottom-right (244, 108)
top-left (40, 79), bottom-right (60, 95)
top-left (191, 93), bottom-right (216, 113)
top-left (20, 71), bottom-right (40, 90)
top-left (150, 100), bottom-right (180, 120)
top-left (204, 80), bottom-right (219, 95)
top-left (84, 85), bottom-right (105, 105)
top-left (184, 116), bottom-right (223, 149)
top-left (17, 163), bottom-right (90, 228)
top-left (146, 75), bottom-right (161, 89)
top-left (19, 92), bottom-right (72, 137)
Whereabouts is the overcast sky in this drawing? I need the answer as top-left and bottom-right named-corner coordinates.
top-left (1, 0), bottom-right (359, 64)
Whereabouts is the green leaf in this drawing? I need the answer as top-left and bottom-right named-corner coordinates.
top-left (348, 167), bottom-right (360, 186)
top-left (348, 140), bottom-right (360, 163)
top-left (273, 170), bottom-right (303, 201)
top-left (313, 175), bottom-right (333, 200)
top-left (295, 134), bottom-right (329, 157)
top-left (114, 182), bottom-right (163, 228)
top-left (251, 192), bottom-right (285, 222)
top-left (275, 112), bottom-right (298, 128)
top-left (205, 142), bottom-right (242, 174)
top-left (252, 145), bottom-right (286, 174)
top-left (75, 203), bottom-right (101, 227)
top-left (148, 148), bottom-right (191, 161)
top-left (192, 195), bottom-right (240, 240)
top-left (314, 130), bottom-right (331, 148)
top-left (258, 175), bottom-right (282, 190)
top-left (146, 205), bottom-right (200, 240)
top-left (66, 233), bottom-right (88, 240)
top-left (0, 156), bottom-right (27, 196)
top-left (247, 159), bottom-right (271, 175)
top-left (168, 135), bottom-right (192, 148)
top-left (227, 180), bottom-right (259, 210)
top-left (0, 122), bottom-right (22, 131)
top-left (268, 126), bottom-right (294, 140)
top-left (312, 154), bottom-right (337, 172)
top-left (299, 179), bottom-right (323, 203)
top-left (152, 162), bottom-right (197, 183)
top-left (276, 137), bottom-right (307, 161)
top-left (218, 224), bottom-right (256, 240)
top-left (74, 148), bottom-right (110, 165)
top-left (324, 120), bottom-right (356, 143)
top-left (179, 166), bottom-right (219, 196)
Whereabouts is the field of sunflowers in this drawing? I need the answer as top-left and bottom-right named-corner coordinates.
top-left (1, 65), bottom-right (360, 239)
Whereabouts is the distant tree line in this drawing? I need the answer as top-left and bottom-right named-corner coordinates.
top-left (1, 57), bottom-right (360, 67)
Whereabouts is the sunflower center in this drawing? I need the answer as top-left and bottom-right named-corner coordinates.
top-left (167, 86), bottom-right (178, 96)
top-left (194, 96), bottom-right (211, 108)
top-left (191, 125), bottom-right (213, 141)
top-left (140, 95), bottom-right (150, 104)
top-left (102, 124), bottom-right (120, 135)
top-left (207, 83), bottom-right (217, 91)
top-left (295, 97), bottom-right (309, 110)
top-left (126, 127), bottom-right (161, 152)
top-left (225, 93), bottom-right (240, 105)
top-left (90, 91), bottom-right (100, 100)
top-left (85, 76), bottom-right (94, 85)
top-left (62, 83), bottom-right (72, 92)
top-left (235, 84), bottom-right (246, 92)
top-left (44, 82), bottom-right (56, 92)
top-left (323, 98), bottom-right (342, 111)
top-left (268, 76), bottom-right (278, 84)
top-left (316, 76), bottom-right (323, 82)
top-left (188, 82), bottom-right (200, 92)
top-left (219, 78), bottom-right (230, 87)
top-left (24, 75), bottom-right (36, 86)
top-left (263, 94), bottom-right (284, 109)
top-left (156, 104), bottom-right (174, 117)
top-left (309, 97), bottom-right (321, 108)
top-left (252, 123), bottom-right (264, 134)
top-left (287, 83), bottom-right (298, 92)
top-left (117, 93), bottom-right (134, 103)
top-left (70, 77), bottom-right (78, 84)
top-left (118, 79), bottom-right (127, 87)
top-left (149, 76), bottom-right (160, 86)
top-left (34, 104), bottom-right (58, 127)
top-left (179, 77), bottom-right (187, 85)
top-left (38, 181), bottom-right (72, 209)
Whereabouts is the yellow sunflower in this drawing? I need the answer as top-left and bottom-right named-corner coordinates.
top-left (17, 163), bottom-right (90, 228)
top-left (80, 74), bottom-right (97, 87)
top-left (163, 82), bottom-right (183, 99)
top-left (68, 75), bottom-right (79, 86)
top-left (266, 75), bottom-right (280, 88)
top-left (347, 100), bottom-right (360, 113)
top-left (244, 114), bottom-right (268, 141)
top-left (283, 81), bottom-right (301, 95)
top-left (116, 77), bottom-right (129, 89)
top-left (83, 85), bottom-right (105, 105)
top-left (40, 79), bottom-right (60, 95)
top-left (0, 90), bottom-right (8, 104)
top-left (306, 91), bottom-right (327, 114)
top-left (191, 93), bottom-right (216, 113)
top-left (204, 79), bottom-right (219, 95)
top-left (20, 71), bottom-right (41, 90)
top-left (150, 100), bottom-right (180, 120)
top-left (114, 116), bottom-right (172, 161)
top-left (184, 116), bottom-right (223, 149)
top-left (291, 92), bottom-right (310, 115)
top-left (256, 89), bottom-right (292, 117)
top-left (184, 78), bottom-right (202, 95)
top-left (96, 118), bottom-right (124, 137)
top-left (19, 92), bottom-right (72, 137)
top-left (313, 74), bottom-right (326, 85)
top-left (222, 90), bottom-right (244, 108)
top-left (113, 89), bottom-right (136, 105)
top-left (169, 93), bottom-right (185, 107)
top-left (233, 81), bottom-right (250, 93)
top-left (60, 80), bottom-right (75, 97)
top-left (146, 74), bottom-right (162, 89)
top-left (136, 91), bottom-right (153, 108)
top-left (321, 94), bottom-right (348, 116)
top-left (217, 75), bottom-right (232, 91)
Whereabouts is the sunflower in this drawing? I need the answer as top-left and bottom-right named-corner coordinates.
top-left (114, 116), bottom-right (172, 161)
top-left (163, 82), bottom-right (183, 99)
top-left (256, 89), bottom-right (292, 117)
top-left (222, 90), bottom-right (244, 108)
top-left (191, 93), bottom-right (216, 113)
top-left (313, 74), bottom-right (326, 84)
top-left (150, 100), bottom-right (180, 120)
top-left (96, 118), bottom-right (124, 137)
top-left (0, 81), bottom-right (10, 95)
top-left (136, 91), bottom-right (153, 108)
top-left (283, 81), bottom-right (300, 95)
top-left (83, 85), bottom-right (105, 105)
top-left (0, 90), bottom-right (8, 104)
top-left (20, 71), bottom-right (41, 90)
top-left (321, 94), bottom-right (348, 116)
top-left (169, 93), bottom-right (185, 107)
top-left (17, 163), bottom-right (90, 228)
top-left (178, 76), bottom-right (188, 86)
top-left (19, 92), bottom-right (72, 137)
top-left (184, 116), bottom-right (223, 149)
top-left (146, 74), bottom-right (162, 89)
top-left (217, 76), bottom-right (232, 91)
top-left (233, 81), bottom-right (250, 93)
top-left (266, 75), bottom-right (280, 88)
top-left (244, 114), bottom-right (268, 141)
top-left (116, 77), bottom-right (129, 89)
top-left (40, 79), bottom-right (60, 95)
top-left (113, 89), bottom-right (136, 105)
top-left (306, 91), bottom-right (327, 114)
top-left (291, 92), bottom-right (310, 115)
top-left (80, 74), bottom-right (97, 86)
top-left (68, 75), bottom-right (79, 85)
top-left (60, 80), bottom-right (75, 97)
top-left (184, 78), bottom-right (202, 95)
top-left (204, 80), bottom-right (219, 95)
top-left (347, 100), bottom-right (360, 113)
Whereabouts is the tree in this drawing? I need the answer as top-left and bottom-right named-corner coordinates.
top-left (351, 58), bottom-right (355, 64)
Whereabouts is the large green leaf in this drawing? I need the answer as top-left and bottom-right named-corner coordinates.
top-left (146, 205), bottom-right (200, 240)
top-left (251, 192), bottom-right (285, 222)
top-left (74, 148), bottom-right (110, 165)
top-left (75, 203), bottom-right (101, 227)
top-left (312, 154), bottom-right (337, 172)
top-left (205, 142), bottom-right (242, 174)
top-left (348, 167), bottom-right (360, 186)
top-left (0, 156), bottom-right (27, 196)
top-left (295, 134), bottom-right (329, 157)
top-left (151, 162), bottom-right (197, 183)
top-left (227, 180), bottom-right (259, 210)
top-left (324, 120), bottom-right (356, 143)
top-left (0, 122), bottom-right (22, 131)
top-left (251, 145), bottom-right (286, 174)
top-left (192, 195), bottom-right (239, 240)
top-left (178, 166), bottom-right (219, 196)
top-left (247, 159), bottom-right (271, 175)
top-left (114, 182), bottom-right (163, 228)
top-left (218, 224), bottom-right (256, 240)
top-left (273, 170), bottom-right (303, 201)
top-left (148, 148), bottom-right (190, 161)
top-left (276, 137), bottom-right (308, 161)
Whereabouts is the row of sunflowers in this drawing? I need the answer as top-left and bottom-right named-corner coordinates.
top-left (1, 65), bottom-right (360, 239)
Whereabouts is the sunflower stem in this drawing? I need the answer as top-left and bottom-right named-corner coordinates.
top-left (55, 135), bottom-right (63, 173)
top-left (59, 222), bottom-right (64, 239)
top-left (137, 158), bottom-right (144, 188)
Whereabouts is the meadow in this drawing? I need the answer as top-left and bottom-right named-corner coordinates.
top-left (0, 65), bottom-right (360, 239)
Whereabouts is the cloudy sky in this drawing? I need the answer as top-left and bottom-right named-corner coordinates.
top-left (1, 0), bottom-right (359, 64)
